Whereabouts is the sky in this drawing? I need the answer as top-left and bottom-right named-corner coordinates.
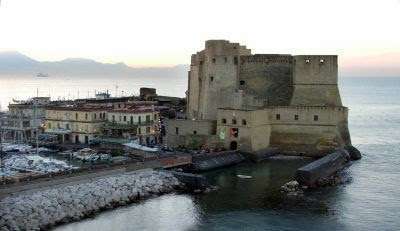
top-left (0, 0), bottom-right (399, 74)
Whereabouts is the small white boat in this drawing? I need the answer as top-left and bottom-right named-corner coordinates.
top-left (237, 174), bottom-right (253, 179)
top-left (36, 73), bottom-right (49, 77)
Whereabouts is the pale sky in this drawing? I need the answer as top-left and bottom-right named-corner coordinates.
top-left (0, 0), bottom-right (400, 70)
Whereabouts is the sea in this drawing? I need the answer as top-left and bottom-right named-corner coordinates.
top-left (1, 76), bottom-right (399, 231)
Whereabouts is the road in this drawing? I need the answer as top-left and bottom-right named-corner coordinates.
top-left (0, 161), bottom-right (160, 200)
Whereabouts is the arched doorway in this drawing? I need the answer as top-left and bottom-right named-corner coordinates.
top-left (230, 141), bottom-right (238, 150)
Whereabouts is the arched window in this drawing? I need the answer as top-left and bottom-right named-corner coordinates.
top-left (232, 119), bottom-right (237, 124)
top-left (221, 118), bottom-right (227, 124)
top-left (242, 119), bottom-right (247, 125)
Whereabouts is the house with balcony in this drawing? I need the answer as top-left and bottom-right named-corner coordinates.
top-left (44, 105), bottom-right (107, 144)
top-left (1, 97), bottom-right (50, 143)
top-left (105, 106), bottom-right (160, 145)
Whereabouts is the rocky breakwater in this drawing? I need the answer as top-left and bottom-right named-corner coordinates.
top-left (268, 148), bottom-right (361, 212)
top-left (0, 170), bottom-right (185, 230)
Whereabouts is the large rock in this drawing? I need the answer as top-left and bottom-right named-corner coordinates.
top-left (345, 145), bottom-right (362, 160)
top-left (295, 149), bottom-right (350, 186)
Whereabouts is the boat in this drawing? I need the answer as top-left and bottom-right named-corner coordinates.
top-left (36, 73), bottom-right (49, 78)
top-left (237, 174), bottom-right (253, 179)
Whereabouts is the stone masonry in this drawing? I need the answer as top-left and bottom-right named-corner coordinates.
top-left (166, 40), bottom-right (353, 157)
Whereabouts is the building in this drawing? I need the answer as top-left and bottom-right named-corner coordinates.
top-left (165, 40), bottom-right (352, 157)
top-left (105, 106), bottom-right (160, 145)
top-left (0, 97), bottom-right (50, 143)
top-left (44, 106), bottom-right (107, 144)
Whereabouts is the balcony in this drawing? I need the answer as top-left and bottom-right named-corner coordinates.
top-left (103, 122), bottom-right (138, 130)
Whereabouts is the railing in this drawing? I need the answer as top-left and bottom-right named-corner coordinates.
top-left (103, 122), bottom-right (138, 130)
top-left (104, 121), bottom-right (155, 129)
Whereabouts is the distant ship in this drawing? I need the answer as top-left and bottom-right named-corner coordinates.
top-left (36, 73), bottom-right (49, 77)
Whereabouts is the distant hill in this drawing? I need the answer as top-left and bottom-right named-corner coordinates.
top-left (0, 51), bottom-right (189, 78)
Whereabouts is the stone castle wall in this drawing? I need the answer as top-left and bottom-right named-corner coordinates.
top-left (173, 40), bottom-right (352, 157)
top-left (215, 106), bottom-right (350, 157)
top-left (187, 40), bottom-right (251, 120)
top-left (267, 106), bottom-right (349, 156)
top-left (290, 55), bottom-right (342, 106)
top-left (164, 119), bottom-right (219, 149)
top-left (239, 54), bottom-right (293, 107)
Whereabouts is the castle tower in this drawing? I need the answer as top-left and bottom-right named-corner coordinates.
top-left (290, 55), bottom-right (342, 106)
top-left (187, 40), bottom-right (251, 120)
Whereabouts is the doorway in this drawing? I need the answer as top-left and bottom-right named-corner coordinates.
top-left (230, 141), bottom-right (238, 150)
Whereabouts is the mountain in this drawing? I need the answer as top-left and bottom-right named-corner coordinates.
top-left (0, 51), bottom-right (39, 72)
top-left (0, 51), bottom-right (189, 78)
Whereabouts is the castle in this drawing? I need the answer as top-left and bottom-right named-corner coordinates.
top-left (165, 40), bottom-right (352, 157)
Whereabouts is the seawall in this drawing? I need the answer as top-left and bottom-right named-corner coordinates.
top-left (0, 170), bottom-right (184, 231)
top-left (190, 151), bottom-right (245, 172)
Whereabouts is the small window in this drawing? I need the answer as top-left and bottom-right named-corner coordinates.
top-left (66, 123), bottom-right (70, 130)
top-left (138, 127), bottom-right (141, 134)
top-left (200, 61), bottom-right (203, 65)
top-left (146, 127), bottom-right (150, 134)
top-left (234, 56), bottom-right (238, 65)
top-left (224, 57), bottom-right (228, 63)
top-left (294, 115), bottom-right (299, 120)
top-left (314, 115), bottom-right (319, 121)
top-left (240, 80), bottom-right (245, 85)
top-left (75, 113), bottom-right (78, 120)
top-left (210, 76), bottom-right (214, 82)
top-left (212, 58), bottom-right (216, 63)
top-left (112, 115), bottom-right (115, 122)
top-left (193, 130), bottom-right (197, 135)
top-left (123, 116), bottom-right (127, 122)
top-left (94, 113), bottom-right (97, 119)
top-left (232, 119), bottom-right (237, 124)
top-left (276, 114), bottom-right (281, 120)
top-left (175, 127), bottom-right (179, 135)
top-left (242, 119), bottom-right (247, 125)
top-left (85, 113), bottom-right (88, 120)
top-left (305, 59), bottom-right (311, 64)
top-left (222, 118), bottom-right (227, 124)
